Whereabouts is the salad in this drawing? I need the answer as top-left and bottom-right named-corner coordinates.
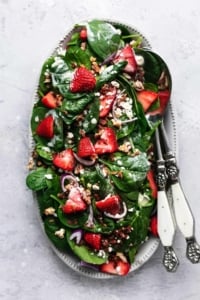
top-left (26, 20), bottom-right (171, 276)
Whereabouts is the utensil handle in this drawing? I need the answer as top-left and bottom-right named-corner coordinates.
top-left (171, 182), bottom-right (194, 238)
top-left (157, 190), bottom-right (176, 246)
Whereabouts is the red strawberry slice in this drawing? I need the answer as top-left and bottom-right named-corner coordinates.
top-left (62, 187), bottom-right (87, 214)
top-left (70, 67), bottom-right (96, 93)
top-left (96, 195), bottom-right (121, 215)
top-left (149, 90), bottom-right (170, 116)
top-left (150, 215), bottom-right (158, 236)
top-left (94, 127), bottom-right (118, 155)
top-left (36, 115), bottom-right (54, 139)
top-left (113, 44), bottom-right (137, 74)
top-left (41, 92), bottom-right (57, 109)
top-left (83, 232), bottom-right (101, 250)
top-left (147, 169), bottom-right (157, 199)
top-left (53, 148), bottom-right (75, 171)
top-left (100, 259), bottom-right (130, 276)
top-left (77, 137), bottom-right (95, 158)
top-left (136, 90), bottom-right (158, 112)
top-left (99, 85), bottom-right (117, 117)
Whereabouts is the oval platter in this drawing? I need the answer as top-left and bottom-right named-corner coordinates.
top-left (28, 20), bottom-right (177, 279)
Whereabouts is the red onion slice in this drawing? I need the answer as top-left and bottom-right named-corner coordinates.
top-left (69, 229), bottom-right (83, 244)
top-left (104, 202), bottom-right (127, 219)
top-left (61, 173), bottom-right (79, 192)
top-left (73, 153), bottom-right (96, 166)
top-left (79, 261), bottom-right (99, 271)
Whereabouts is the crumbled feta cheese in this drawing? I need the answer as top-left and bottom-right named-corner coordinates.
top-left (35, 116), bottom-right (39, 122)
top-left (97, 250), bottom-right (106, 258)
top-left (67, 132), bottom-right (74, 139)
top-left (92, 184), bottom-right (100, 190)
top-left (44, 174), bottom-right (53, 180)
top-left (91, 118), bottom-right (97, 125)
top-left (42, 146), bottom-right (51, 152)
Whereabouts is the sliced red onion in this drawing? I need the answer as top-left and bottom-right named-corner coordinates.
top-left (104, 202), bottom-right (127, 219)
top-left (79, 261), bottom-right (99, 271)
top-left (69, 229), bottom-right (83, 244)
top-left (101, 51), bottom-right (117, 65)
top-left (85, 204), bottom-right (94, 228)
top-left (73, 153), bottom-right (96, 166)
top-left (61, 173), bottom-right (78, 192)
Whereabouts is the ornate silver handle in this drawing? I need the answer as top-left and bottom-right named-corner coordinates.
top-left (163, 246), bottom-right (179, 272)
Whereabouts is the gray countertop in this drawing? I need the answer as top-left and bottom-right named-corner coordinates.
top-left (1, 0), bottom-right (200, 299)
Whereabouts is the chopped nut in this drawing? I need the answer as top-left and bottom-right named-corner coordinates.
top-left (44, 207), bottom-right (56, 216)
top-left (27, 157), bottom-right (34, 170)
top-left (133, 80), bottom-right (144, 91)
top-left (54, 228), bottom-right (65, 239)
top-left (116, 252), bottom-right (128, 262)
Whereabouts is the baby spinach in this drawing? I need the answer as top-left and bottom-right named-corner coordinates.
top-left (82, 97), bottom-right (99, 133)
top-left (61, 93), bottom-right (94, 114)
top-left (26, 167), bottom-right (48, 191)
top-left (86, 20), bottom-right (121, 59)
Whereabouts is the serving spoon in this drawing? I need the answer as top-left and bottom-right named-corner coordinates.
top-left (144, 50), bottom-right (200, 268)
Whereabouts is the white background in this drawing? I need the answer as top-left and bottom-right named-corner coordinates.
top-left (1, 0), bottom-right (200, 299)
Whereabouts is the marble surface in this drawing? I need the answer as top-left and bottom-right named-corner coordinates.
top-left (1, 0), bottom-right (200, 299)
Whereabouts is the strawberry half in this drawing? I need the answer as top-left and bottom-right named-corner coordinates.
top-left (77, 137), bottom-right (95, 158)
top-left (99, 85), bottom-right (117, 117)
top-left (113, 44), bottom-right (137, 74)
top-left (70, 67), bottom-right (96, 93)
top-left (100, 259), bottom-right (130, 276)
top-left (83, 232), bottom-right (101, 250)
top-left (96, 195), bottom-right (121, 215)
top-left (94, 127), bottom-right (118, 155)
top-left (36, 115), bottom-right (54, 139)
top-left (149, 90), bottom-right (170, 116)
top-left (147, 169), bottom-right (157, 199)
top-left (62, 187), bottom-right (87, 214)
top-left (53, 148), bottom-right (75, 171)
top-left (136, 90), bottom-right (158, 112)
top-left (41, 91), bottom-right (57, 109)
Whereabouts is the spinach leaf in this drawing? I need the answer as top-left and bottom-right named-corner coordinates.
top-left (86, 20), bottom-right (121, 59)
top-left (39, 56), bottom-right (55, 94)
top-left (26, 167), bottom-right (48, 191)
top-left (44, 217), bottom-right (70, 251)
top-left (61, 93), bottom-right (94, 114)
top-left (65, 46), bottom-right (92, 69)
top-left (57, 208), bottom-right (88, 229)
top-left (111, 170), bottom-right (146, 192)
top-left (112, 152), bottom-right (150, 172)
top-left (84, 217), bottom-right (115, 234)
top-left (66, 229), bottom-right (108, 264)
top-left (96, 61), bottom-right (126, 89)
top-left (36, 144), bottom-right (53, 161)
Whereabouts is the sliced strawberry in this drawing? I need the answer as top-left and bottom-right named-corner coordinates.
top-left (113, 44), bottom-right (137, 74)
top-left (99, 85), bottom-right (117, 117)
top-left (80, 28), bottom-right (87, 41)
top-left (96, 195), bottom-right (121, 215)
top-left (70, 67), bottom-right (96, 93)
top-left (83, 232), bottom-right (101, 250)
top-left (137, 90), bottom-right (158, 112)
top-left (36, 115), bottom-right (54, 139)
top-left (149, 90), bottom-right (170, 116)
top-left (147, 169), bottom-right (157, 199)
top-left (62, 187), bottom-right (87, 214)
top-left (100, 259), bottom-right (130, 276)
top-left (77, 137), bottom-right (95, 158)
top-left (94, 127), bottom-right (118, 155)
top-left (41, 92), bottom-right (57, 109)
top-left (53, 148), bottom-right (75, 171)
top-left (150, 215), bottom-right (158, 236)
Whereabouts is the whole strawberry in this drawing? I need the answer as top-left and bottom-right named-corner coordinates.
top-left (70, 67), bottom-right (96, 93)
